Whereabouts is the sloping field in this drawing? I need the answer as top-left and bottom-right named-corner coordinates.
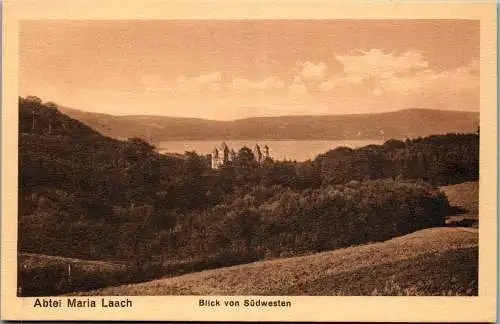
top-left (19, 253), bottom-right (127, 271)
top-left (18, 253), bottom-right (129, 296)
top-left (80, 227), bottom-right (478, 296)
top-left (440, 181), bottom-right (479, 226)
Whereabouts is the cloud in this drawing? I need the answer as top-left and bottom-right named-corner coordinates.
top-left (318, 81), bottom-right (334, 92)
top-left (140, 74), bottom-right (172, 93)
top-left (230, 76), bottom-right (284, 92)
top-left (167, 51), bottom-right (477, 115)
top-left (316, 50), bottom-right (478, 102)
top-left (316, 50), bottom-right (429, 92)
top-left (177, 71), bottom-right (222, 91)
top-left (297, 61), bottom-right (327, 80)
top-left (289, 79), bottom-right (307, 95)
top-left (317, 76), bottom-right (344, 92)
top-left (194, 71), bottom-right (222, 84)
top-left (335, 49), bottom-right (429, 84)
top-left (379, 59), bottom-right (478, 93)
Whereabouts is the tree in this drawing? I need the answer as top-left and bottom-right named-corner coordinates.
top-left (25, 96), bottom-right (42, 132)
top-left (254, 144), bottom-right (262, 164)
top-left (183, 151), bottom-right (209, 208)
top-left (45, 102), bottom-right (59, 135)
top-left (221, 142), bottom-right (230, 165)
top-left (233, 147), bottom-right (257, 185)
top-left (236, 147), bottom-right (255, 165)
top-left (263, 145), bottom-right (270, 160)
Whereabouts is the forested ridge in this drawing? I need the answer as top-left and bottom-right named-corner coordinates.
top-left (60, 105), bottom-right (479, 141)
top-left (18, 96), bottom-right (479, 295)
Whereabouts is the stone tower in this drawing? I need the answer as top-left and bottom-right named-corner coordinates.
top-left (263, 145), bottom-right (270, 160)
top-left (211, 147), bottom-right (220, 169)
top-left (254, 144), bottom-right (262, 164)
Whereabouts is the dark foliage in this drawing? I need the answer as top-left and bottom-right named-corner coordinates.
top-left (17, 96), bottom-right (478, 295)
top-left (314, 135), bottom-right (479, 186)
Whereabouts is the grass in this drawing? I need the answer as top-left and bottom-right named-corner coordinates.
top-left (440, 181), bottom-right (479, 226)
top-left (19, 253), bottom-right (128, 271)
top-left (18, 253), bottom-right (130, 296)
top-left (77, 227), bottom-right (477, 296)
top-left (285, 247), bottom-right (477, 296)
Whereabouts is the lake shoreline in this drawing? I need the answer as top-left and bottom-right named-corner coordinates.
top-left (157, 139), bottom-right (385, 162)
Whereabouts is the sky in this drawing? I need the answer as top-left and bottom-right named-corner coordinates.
top-left (20, 20), bottom-right (479, 120)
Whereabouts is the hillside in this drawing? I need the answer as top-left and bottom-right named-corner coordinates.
top-left (19, 97), bottom-right (103, 139)
top-left (18, 253), bottom-right (129, 296)
top-left (78, 227), bottom-right (478, 296)
top-left (60, 106), bottom-right (479, 141)
top-left (441, 181), bottom-right (479, 226)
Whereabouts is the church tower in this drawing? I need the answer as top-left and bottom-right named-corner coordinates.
top-left (211, 147), bottom-right (220, 169)
top-left (263, 145), bottom-right (270, 160)
top-left (254, 144), bottom-right (263, 164)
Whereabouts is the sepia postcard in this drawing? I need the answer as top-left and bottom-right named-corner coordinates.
top-left (1, 0), bottom-right (497, 322)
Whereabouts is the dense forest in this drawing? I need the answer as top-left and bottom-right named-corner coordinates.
top-left (18, 96), bottom-right (479, 293)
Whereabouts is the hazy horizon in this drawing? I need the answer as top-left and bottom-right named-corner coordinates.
top-left (20, 20), bottom-right (479, 120)
top-left (53, 105), bottom-right (479, 122)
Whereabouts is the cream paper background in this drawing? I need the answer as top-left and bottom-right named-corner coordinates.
top-left (1, 1), bottom-right (497, 321)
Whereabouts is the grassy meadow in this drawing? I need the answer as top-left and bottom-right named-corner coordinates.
top-left (18, 253), bottom-right (130, 296)
top-left (77, 227), bottom-right (477, 296)
top-left (441, 181), bottom-right (479, 227)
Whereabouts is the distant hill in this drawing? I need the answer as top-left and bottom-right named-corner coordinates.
top-left (60, 107), bottom-right (479, 141)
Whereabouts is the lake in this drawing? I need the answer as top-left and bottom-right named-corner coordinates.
top-left (158, 140), bottom-right (384, 161)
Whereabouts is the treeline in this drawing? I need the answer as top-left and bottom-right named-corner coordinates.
top-left (18, 96), bottom-right (478, 294)
top-left (315, 135), bottom-right (479, 186)
top-left (143, 180), bottom-right (449, 264)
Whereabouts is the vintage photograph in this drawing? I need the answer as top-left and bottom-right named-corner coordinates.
top-left (16, 19), bottom-right (482, 298)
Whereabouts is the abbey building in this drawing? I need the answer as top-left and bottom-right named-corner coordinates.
top-left (211, 142), bottom-right (270, 169)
